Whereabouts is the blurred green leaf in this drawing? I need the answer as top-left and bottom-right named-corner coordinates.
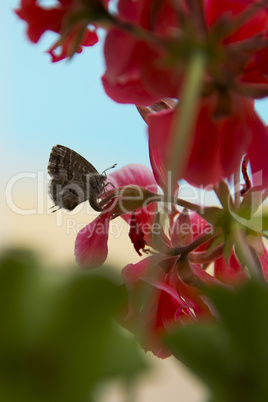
top-left (223, 232), bottom-right (234, 262)
top-left (259, 212), bottom-right (268, 232)
top-left (165, 282), bottom-right (268, 402)
top-left (201, 206), bottom-right (226, 227)
top-left (0, 248), bottom-right (148, 402)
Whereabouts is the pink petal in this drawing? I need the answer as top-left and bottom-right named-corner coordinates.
top-left (142, 276), bottom-right (186, 307)
top-left (107, 164), bottom-right (158, 218)
top-left (107, 163), bottom-right (158, 192)
top-left (122, 255), bottom-right (155, 286)
top-left (107, 164), bottom-right (158, 247)
top-left (75, 210), bottom-right (112, 269)
top-left (170, 209), bottom-right (193, 247)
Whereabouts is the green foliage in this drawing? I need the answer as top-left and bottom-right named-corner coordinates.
top-left (0, 249), bottom-right (147, 402)
top-left (165, 282), bottom-right (268, 402)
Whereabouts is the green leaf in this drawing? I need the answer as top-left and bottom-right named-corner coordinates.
top-left (215, 180), bottom-right (234, 211)
top-left (165, 282), bottom-right (268, 402)
top-left (239, 189), bottom-right (263, 219)
top-left (0, 248), bottom-right (148, 402)
top-left (223, 233), bottom-right (234, 262)
top-left (201, 206), bottom-right (226, 227)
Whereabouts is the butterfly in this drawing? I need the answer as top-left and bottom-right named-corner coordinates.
top-left (48, 145), bottom-right (116, 212)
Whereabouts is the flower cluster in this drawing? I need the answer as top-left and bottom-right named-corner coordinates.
top-left (16, 0), bottom-right (268, 357)
top-left (15, 0), bottom-right (109, 61)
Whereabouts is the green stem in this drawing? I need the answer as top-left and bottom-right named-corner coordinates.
top-left (214, 180), bottom-right (235, 211)
top-left (262, 188), bottom-right (268, 203)
top-left (233, 225), bottom-right (265, 283)
top-left (160, 194), bottom-right (204, 215)
top-left (169, 230), bottom-right (220, 256)
top-left (168, 51), bottom-right (207, 188)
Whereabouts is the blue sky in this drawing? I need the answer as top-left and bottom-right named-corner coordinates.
top-left (1, 1), bottom-right (268, 190)
top-left (1, 1), bottom-right (150, 191)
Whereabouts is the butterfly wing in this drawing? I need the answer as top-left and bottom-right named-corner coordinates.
top-left (48, 145), bottom-right (105, 211)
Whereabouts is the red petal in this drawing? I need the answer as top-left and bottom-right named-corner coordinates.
top-left (48, 28), bottom-right (98, 62)
top-left (214, 253), bottom-right (247, 284)
top-left (121, 255), bottom-right (176, 358)
top-left (82, 29), bottom-right (98, 46)
top-left (16, 1), bottom-right (99, 61)
top-left (122, 255), bottom-right (216, 358)
top-left (170, 209), bottom-right (193, 247)
top-left (128, 213), bottom-right (146, 256)
top-left (102, 28), bottom-right (159, 105)
top-left (247, 122), bottom-right (268, 188)
top-left (107, 164), bottom-right (158, 247)
top-left (16, 3), bottom-right (65, 43)
top-left (205, 0), bottom-right (268, 44)
top-left (148, 95), bottom-right (266, 187)
top-left (75, 210), bottom-right (112, 269)
top-left (107, 163), bottom-right (158, 191)
top-left (147, 108), bottom-right (178, 190)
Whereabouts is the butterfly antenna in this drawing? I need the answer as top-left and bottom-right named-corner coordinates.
top-left (102, 163), bottom-right (117, 175)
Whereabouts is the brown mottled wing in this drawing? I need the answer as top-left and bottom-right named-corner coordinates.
top-left (48, 145), bottom-right (106, 211)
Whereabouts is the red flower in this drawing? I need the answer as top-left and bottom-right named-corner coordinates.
top-left (15, 0), bottom-right (104, 61)
top-left (214, 239), bottom-right (268, 284)
top-left (214, 253), bottom-right (248, 284)
top-left (73, 156), bottom-right (268, 358)
top-left (204, 0), bottom-right (268, 84)
top-left (75, 209), bottom-right (112, 268)
top-left (75, 164), bottom-right (158, 268)
top-left (147, 94), bottom-right (268, 188)
top-left (102, 0), bottom-right (268, 103)
top-left (101, 1), bottom-right (268, 188)
top-left (121, 210), bottom-right (219, 358)
top-left (102, 0), bottom-right (184, 104)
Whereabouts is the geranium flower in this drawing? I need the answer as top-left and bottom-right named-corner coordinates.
top-left (75, 164), bottom-right (159, 268)
top-left (15, 0), bottom-right (108, 62)
top-left (101, 1), bottom-right (268, 188)
top-left (214, 242), bottom-right (268, 284)
top-left (73, 155), bottom-right (268, 358)
top-left (102, 0), bottom-right (185, 104)
top-left (74, 161), bottom-right (227, 358)
top-left (121, 203), bottom-right (268, 357)
top-left (147, 94), bottom-right (268, 188)
top-left (121, 210), bottom-right (220, 358)
top-left (103, 0), bottom-right (268, 103)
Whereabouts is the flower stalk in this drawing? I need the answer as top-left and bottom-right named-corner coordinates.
top-left (168, 50), bottom-right (207, 188)
top-left (234, 224), bottom-right (266, 283)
